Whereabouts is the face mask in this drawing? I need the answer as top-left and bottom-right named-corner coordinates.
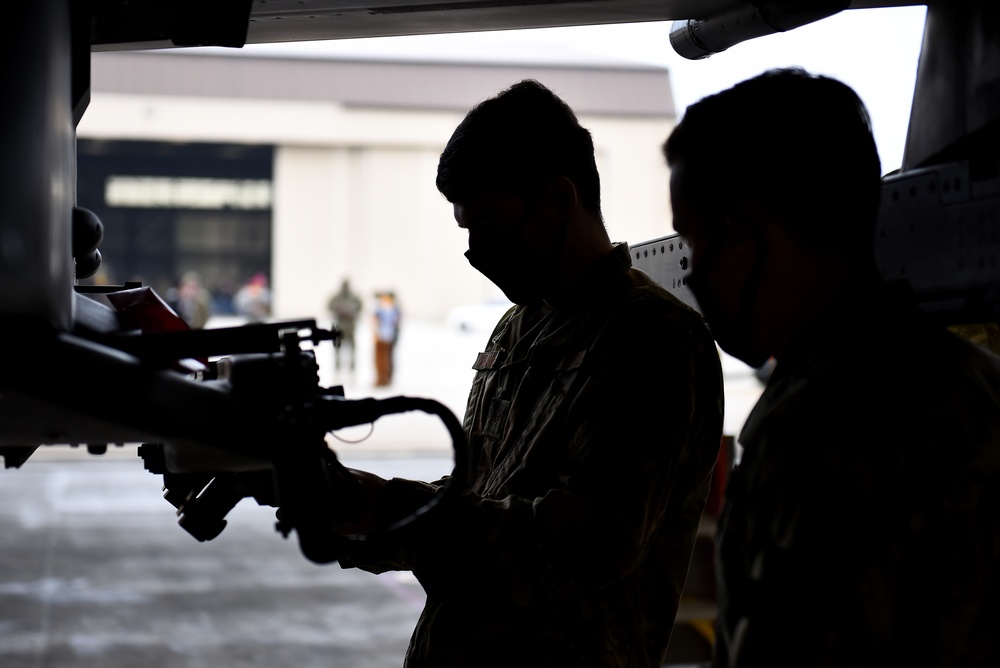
top-left (465, 243), bottom-right (545, 306)
top-left (464, 204), bottom-right (568, 307)
top-left (687, 240), bottom-right (769, 369)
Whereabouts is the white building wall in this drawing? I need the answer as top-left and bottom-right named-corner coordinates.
top-left (272, 145), bottom-right (354, 321)
top-left (78, 92), bottom-right (674, 323)
top-left (591, 118), bottom-right (676, 247)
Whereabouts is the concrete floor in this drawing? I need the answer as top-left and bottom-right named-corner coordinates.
top-left (0, 452), bottom-right (453, 668)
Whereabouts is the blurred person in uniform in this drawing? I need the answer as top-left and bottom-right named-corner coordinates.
top-left (328, 277), bottom-right (363, 373)
top-left (234, 272), bottom-right (272, 323)
top-left (330, 79), bottom-right (725, 667)
top-left (372, 290), bottom-right (400, 387)
top-left (173, 270), bottom-right (212, 330)
top-left (663, 67), bottom-right (1000, 667)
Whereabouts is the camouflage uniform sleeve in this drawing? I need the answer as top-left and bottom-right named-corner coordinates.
top-left (353, 300), bottom-right (723, 605)
top-left (336, 477), bottom-right (445, 574)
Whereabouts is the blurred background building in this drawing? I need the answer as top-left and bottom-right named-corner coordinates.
top-left (76, 46), bottom-right (677, 322)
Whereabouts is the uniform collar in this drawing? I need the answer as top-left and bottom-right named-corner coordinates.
top-left (542, 242), bottom-right (632, 309)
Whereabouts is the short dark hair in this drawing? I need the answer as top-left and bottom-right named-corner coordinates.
top-left (436, 79), bottom-right (602, 215)
top-left (663, 67), bottom-right (881, 249)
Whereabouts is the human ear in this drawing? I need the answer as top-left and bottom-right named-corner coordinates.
top-left (721, 209), bottom-right (764, 270)
top-left (547, 175), bottom-right (579, 216)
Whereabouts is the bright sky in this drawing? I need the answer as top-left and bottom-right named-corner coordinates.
top-left (240, 5), bottom-right (927, 176)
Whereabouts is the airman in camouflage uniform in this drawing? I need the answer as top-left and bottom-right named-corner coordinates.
top-left (715, 284), bottom-right (1000, 667)
top-left (664, 68), bottom-right (1000, 667)
top-left (336, 79), bottom-right (725, 667)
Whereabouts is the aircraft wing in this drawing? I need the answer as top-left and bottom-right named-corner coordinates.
top-left (88, 0), bottom-right (924, 54)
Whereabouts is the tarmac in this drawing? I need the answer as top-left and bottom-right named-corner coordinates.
top-left (0, 315), bottom-right (763, 668)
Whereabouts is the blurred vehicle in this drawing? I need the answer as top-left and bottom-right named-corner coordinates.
top-left (445, 297), bottom-right (514, 335)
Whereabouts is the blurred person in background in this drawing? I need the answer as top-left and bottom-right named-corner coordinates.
top-left (165, 270), bottom-right (212, 330)
top-left (328, 277), bottom-right (363, 374)
top-left (372, 290), bottom-right (401, 387)
top-left (174, 270), bottom-right (212, 330)
top-left (234, 272), bottom-right (272, 323)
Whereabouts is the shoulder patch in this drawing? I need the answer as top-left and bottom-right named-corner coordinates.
top-left (472, 351), bottom-right (501, 370)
